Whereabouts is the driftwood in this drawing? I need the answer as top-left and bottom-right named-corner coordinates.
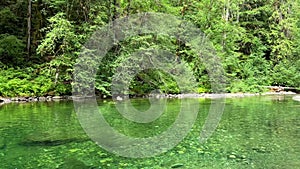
top-left (262, 86), bottom-right (298, 92)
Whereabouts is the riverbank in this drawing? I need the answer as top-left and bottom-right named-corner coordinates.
top-left (147, 91), bottom-right (298, 99)
top-left (0, 91), bottom-right (298, 106)
top-left (0, 95), bottom-right (69, 105)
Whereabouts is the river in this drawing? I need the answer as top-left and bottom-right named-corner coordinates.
top-left (0, 95), bottom-right (299, 168)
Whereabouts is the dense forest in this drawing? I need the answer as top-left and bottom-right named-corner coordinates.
top-left (0, 0), bottom-right (299, 97)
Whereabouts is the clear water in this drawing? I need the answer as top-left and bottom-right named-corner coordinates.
top-left (0, 95), bottom-right (299, 169)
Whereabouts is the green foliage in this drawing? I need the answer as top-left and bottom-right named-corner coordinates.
top-left (271, 60), bottom-right (300, 87)
top-left (129, 69), bottom-right (182, 95)
top-left (0, 34), bottom-right (25, 66)
top-left (228, 80), bottom-right (263, 93)
top-left (197, 87), bottom-right (208, 94)
top-left (1, 0), bottom-right (300, 96)
top-left (0, 67), bottom-right (54, 97)
top-left (37, 12), bottom-right (81, 57)
top-left (0, 8), bottom-right (18, 34)
top-left (36, 12), bottom-right (83, 95)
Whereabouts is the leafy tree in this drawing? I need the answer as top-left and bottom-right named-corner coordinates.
top-left (37, 12), bottom-right (81, 95)
top-left (0, 34), bottom-right (25, 67)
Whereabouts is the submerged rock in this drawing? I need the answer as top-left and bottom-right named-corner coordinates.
top-left (0, 138), bottom-right (6, 150)
top-left (59, 158), bottom-right (94, 169)
top-left (171, 163), bottom-right (184, 168)
top-left (228, 154), bottom-right (236, 159)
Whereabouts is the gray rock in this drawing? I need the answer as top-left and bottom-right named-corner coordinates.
top-left (0, 98), bottom-right (11, 104)
top-left (116, 96), bottom-right (123, 101)
top-left (52, 96), bottom-right (64, 100)
top-left (46, 96), bottom-right (53, 101)
top-left (18, 97), bottom-right (27, 101)
top-left (292, 95), bottom-right (300, 102)
top-left (228, 154), bottom-right (236, 159)
top-left (38, 97), bottom-right (46, 101)
top-left (11, 97), bottom-right (18, 101)
top-left (69, 96), bottom-right (74, 99)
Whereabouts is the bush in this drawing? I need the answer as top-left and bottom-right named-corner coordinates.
top-left (0, 67), bottom-right (54, 97)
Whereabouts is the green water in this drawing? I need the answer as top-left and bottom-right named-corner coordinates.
top-left (0, 96), bottom-right (299, 169)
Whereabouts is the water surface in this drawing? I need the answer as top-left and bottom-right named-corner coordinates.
top-left (0, 95), bottom-right (299, 168)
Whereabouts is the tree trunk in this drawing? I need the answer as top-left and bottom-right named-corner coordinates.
top-left (54, 68), bottom-right (60, 85)
top-left (222, 0), bottom-right (230, 50)
top-left (126, 0), bottom-right (131, 16)
top-left (113, 0), bottom-right (120, 20)
top-left (27, 0), bottom-right (32, 58)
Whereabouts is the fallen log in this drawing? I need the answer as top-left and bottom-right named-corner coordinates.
top-left (20, 137), bottom-right (90, 146)
top-left (20, 132), bottom-right (90, 146)
top-left (262, 86), bottom-right (299, 93)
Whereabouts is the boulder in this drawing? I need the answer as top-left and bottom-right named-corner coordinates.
top-left (0, 98), bottom-right (11, 104)
top-left (52, 96), bottom-right (64, 100)
top-left (38, 97), bottom-right (46, 101)
top-left (46, 96), bottom-right (53, 101)
top-left (116, 96), bottom-right (123, 101)
top-left (11, 97), bottom-right (18, 101)
top-left (18, 97), bottom-right (27, 102)
top-left (292, 95), bottom-right (300, 102)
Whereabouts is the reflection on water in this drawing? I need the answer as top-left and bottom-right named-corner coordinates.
top-left (0, 96), bottom-right (299, 168)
